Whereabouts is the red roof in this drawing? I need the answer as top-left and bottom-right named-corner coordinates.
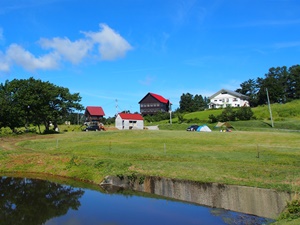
top-left (86, 106), bottom-right (105, 116)
top-left (138, 92), bottom-right (170, 104)
top-left (118, 113), bottom-right (143, 120)
top-left (149, 93), bottom-right (169, 104)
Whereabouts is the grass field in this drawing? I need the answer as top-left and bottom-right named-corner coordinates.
top-left (1, 129), bottom-right (299, 193)
top-left (1, 101), bottom-right (300, 224)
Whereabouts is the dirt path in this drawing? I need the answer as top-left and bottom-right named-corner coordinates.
top-left (0, 135), bottom-right (55, 151)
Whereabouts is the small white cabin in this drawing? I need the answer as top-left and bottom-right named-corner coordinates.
top-left (208, 89), bottom-right (249, 109)
top-left (115, 113), bottom-right (144, 130)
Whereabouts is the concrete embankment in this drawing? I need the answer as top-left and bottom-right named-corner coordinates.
top-left (101, 175), bottom-right (292, 219)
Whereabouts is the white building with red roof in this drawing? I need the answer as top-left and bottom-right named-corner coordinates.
top-left (138, 92), bottom-right (171, 116)
top-left (115, 113), bottom-right (144, 130)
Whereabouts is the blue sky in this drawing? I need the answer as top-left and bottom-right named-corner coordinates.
top-left (1, 0), bottom-right (299, 117)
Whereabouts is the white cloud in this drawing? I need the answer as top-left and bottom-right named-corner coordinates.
top-left (6, 44), bottom-right (60, 71)
top-left (139, 75), bottom-right (156, 86)
top-left (0, 23), bottom-right (132, 73)
top-left (39, 37), bottom-right (93, 64)
top-left (84, 23), bottom-right (133, 60)
top-left (0, 51), bottom-right (10, 72)
top-left (274, 41), bottom-right (300, 49)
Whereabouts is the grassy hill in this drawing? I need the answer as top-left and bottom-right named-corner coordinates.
top-left (157, 100), bottom-right (300, 131)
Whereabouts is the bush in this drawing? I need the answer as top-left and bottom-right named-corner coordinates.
top-left (217, 106), bottom-right (237, 122)
top-left (278, 199), bottom-right (300, 221)
top-left (0, 127), bottom-right (13, 136)
top-left (236, 107), bottom-right (254, 120)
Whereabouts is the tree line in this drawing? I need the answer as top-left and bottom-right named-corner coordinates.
top-left (177, 64), bottom-right (300, 113)
top-left (0, 77), bottom-right (83, 133)
top-left (1, 64), bottom-right (299, 130)
top-left (236, 65), bottom-right (300, 107)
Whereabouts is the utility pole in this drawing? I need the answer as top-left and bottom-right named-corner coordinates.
top-left (266, 88), bottom-right (274, 128)
top-left (115, 99), bottom-right (118, 116)
top-left (169, 100), bottom-right (172, 124)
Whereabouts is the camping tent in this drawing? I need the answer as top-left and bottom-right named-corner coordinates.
top-left (215, 122), bottom-right (233, 128)
top-left (196, 125), bottom-right (211, 132)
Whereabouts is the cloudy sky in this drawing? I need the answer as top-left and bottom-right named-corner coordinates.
top-left (1, 0), bottom-right (299, 116)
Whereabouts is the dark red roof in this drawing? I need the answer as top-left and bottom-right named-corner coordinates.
top-left (86, 106), bottom-right (105, 116)
top-left (139, 92), bottom-right (170, 104)
top-left (118, 113), bottom-right (143, 120)
top-left (149, 93), bottom-right (169, 104)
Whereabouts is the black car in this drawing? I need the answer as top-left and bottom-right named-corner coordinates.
top-left (83, 125), bottom-right (100, 131)
top-left (186, 125), bottom-right (199, 131)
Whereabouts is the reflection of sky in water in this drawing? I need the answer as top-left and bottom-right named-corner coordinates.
top-left (45, 188), bottom-right (271, 225)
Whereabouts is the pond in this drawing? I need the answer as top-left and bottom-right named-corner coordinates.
top-left (0, 176), bottom-right (284, 225)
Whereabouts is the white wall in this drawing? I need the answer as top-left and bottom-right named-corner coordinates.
top-left (115, 115), bottom-right (144, 130)
top-left (209, 93), bottom-right (249, 109)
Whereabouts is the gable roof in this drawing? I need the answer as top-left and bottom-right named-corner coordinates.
top-left (209, 89), bottom-right (249, 99)
top-left (139, 92), bottom-right (170, 104)
top-left (85, 106), bottom-right (105, 116)
top-left (118, 113), bottom-right (143, 120)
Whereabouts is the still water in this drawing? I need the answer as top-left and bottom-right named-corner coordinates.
top-left (0, 176), bottom-right (274, 225)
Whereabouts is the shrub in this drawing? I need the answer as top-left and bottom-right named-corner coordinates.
top-left (278, 199), bottom-right (300, 221)
top-left (236, 107), bottom-right (254, 120)
top-left (0, 127), bottom-right (13, 136)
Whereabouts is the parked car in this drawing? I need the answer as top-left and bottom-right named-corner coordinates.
top-left (186, 125), bottom-right (199, 131)
top-left (83, 125), bottom-right (100, 131)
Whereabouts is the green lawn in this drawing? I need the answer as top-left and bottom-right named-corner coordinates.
top-left (1, 129), bottom-right (299, 193)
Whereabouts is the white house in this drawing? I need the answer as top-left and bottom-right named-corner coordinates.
top-left (115, 113), bottom-right (144, 130)
top-left (208, 89), bottom-right (249, 109)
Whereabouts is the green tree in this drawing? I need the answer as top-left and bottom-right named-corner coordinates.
top-left (179, 93), bottom-right (208, 113)
top-left (179, 93), bottom-right (194, 112)
top-left (255, 66), bottom-right (289, 105)
top-left (0, 80), bottom-right (26, 130)
top-left (287, 65), bottom-right (300, 100)
top-left (0, 77), bottom-right (84, 133)
top-left (217, 106), bottom-right (236, 122)
top-left (236, 106), bottom-right (254, 120)
top-left (235, 79), bottom-right (259, 106)
top-left (237, 65), bottom-right (300, 107)
top-left (193, 94), bottom-right (206, 111)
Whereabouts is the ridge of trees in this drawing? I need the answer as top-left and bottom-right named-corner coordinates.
top-left (177, 64), bottom-right (300, 114)
top-left (236, 65), bottom-right (300, 107)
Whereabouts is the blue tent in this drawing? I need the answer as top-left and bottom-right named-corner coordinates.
top-left (196, 125), bottom-right (211, 132)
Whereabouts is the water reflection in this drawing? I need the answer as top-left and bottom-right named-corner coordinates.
top-left (0, 176), bottom-right (84, 225)
top-left (0, 176), bottom-right (273, 225)
top-left (101, 176), bottom-right (292, 219)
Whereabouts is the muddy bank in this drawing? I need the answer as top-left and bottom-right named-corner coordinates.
top-left (101, 175), bottom-right (292, 219)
